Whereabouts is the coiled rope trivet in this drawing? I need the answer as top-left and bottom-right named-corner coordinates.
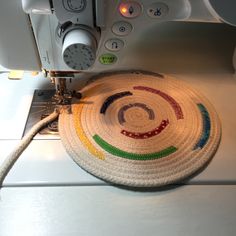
top-left (59, 71), bottom-right (221, 187)
top-left (0, 110), bottom-right (59, 186)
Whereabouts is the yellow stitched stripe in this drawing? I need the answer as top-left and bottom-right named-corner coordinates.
top-left (73, 105), bottom-right (105, 160)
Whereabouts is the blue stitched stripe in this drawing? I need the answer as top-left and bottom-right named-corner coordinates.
top-left (100, 91), bottom-right (133, 115)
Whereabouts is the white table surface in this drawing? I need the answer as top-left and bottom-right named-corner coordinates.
top-left (1, 185), bottom-right (236, 236)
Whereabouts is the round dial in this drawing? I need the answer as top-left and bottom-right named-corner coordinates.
top-left (66, 0), bottom-right (86, 12)
top-left (62, 29), bottom-right (97, 70)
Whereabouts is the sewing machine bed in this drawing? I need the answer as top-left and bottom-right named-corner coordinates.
top-left (1, 71), bottom-right (236, 235)
top-left (1, 72), bottom-right (235, 186)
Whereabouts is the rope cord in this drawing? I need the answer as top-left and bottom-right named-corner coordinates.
top-left (0, 110), bottom-right (59, 186)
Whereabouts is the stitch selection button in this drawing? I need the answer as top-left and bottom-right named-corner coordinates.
top-left (63, 0), bottom-right (87, 12)
top-left (105, 39), bottom-right (124, 51)
top-left (112, 21), bottom-right (133, 36)
top-left (99, 54), bottom-right (117, 65)
top-left (119, 1), bottom-right (142, 18)
top-left (147, 2), bottom-right (169, 19)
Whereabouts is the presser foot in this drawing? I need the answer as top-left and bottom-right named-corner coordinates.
top-left (51, 77), bottom-right (82, 109)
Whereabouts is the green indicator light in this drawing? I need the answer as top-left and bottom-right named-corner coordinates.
top-left (99, 54), bottom-right (117, 65)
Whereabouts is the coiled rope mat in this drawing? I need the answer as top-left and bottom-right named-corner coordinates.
top-left (59, 71), bottom-right (221, 187)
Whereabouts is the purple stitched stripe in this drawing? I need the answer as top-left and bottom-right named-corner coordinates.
top-left (133, 86), bottom-right (184, 120)
top-left (118, 103), bottom-right (155, 125)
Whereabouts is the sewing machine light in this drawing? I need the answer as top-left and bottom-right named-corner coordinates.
top-left (8, 70), bottom-right (24, 80)
top-left (121, 7), bottom-right (128, 14)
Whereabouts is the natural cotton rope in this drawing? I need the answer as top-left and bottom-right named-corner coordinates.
top-left (59, 71), bottom-right (221, 187)
top-left (0, 110), bottom-right (59, 186)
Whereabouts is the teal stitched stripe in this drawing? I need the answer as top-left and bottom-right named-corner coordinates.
top-left (93, 135), bottom-right (177, 160)
top-left (193, 104), bottom-right (211, 150)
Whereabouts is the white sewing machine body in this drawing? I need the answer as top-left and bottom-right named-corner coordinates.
top-left (1, 1), bottom-right (236, 235)
top-left (1, 0), bottom-right (236, 73)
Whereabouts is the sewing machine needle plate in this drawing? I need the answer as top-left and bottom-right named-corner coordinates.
top-left (23, 90), bottom-right (59, 138)
top-left (59, 71), bottom-right (221, 187)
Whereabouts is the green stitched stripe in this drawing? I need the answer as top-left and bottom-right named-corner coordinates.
top-left (93, 135), bottom-right (177, 160)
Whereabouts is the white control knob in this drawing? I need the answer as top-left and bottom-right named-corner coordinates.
top-left (62, 29), bottom-right (97, 70)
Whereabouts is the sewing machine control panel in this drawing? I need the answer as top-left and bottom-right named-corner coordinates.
top-left (26, 0), bottom-right (202, 72)
top-left (0, 0), bottom-right (236, 72)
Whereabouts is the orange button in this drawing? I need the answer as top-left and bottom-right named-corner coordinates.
top-left (119, 1), bottom-right (142, 18)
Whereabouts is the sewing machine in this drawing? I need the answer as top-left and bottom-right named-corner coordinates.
top-left (1, 0), bottom-right (236, 235)
top-left (1, 0), bottom-right (236, 97)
